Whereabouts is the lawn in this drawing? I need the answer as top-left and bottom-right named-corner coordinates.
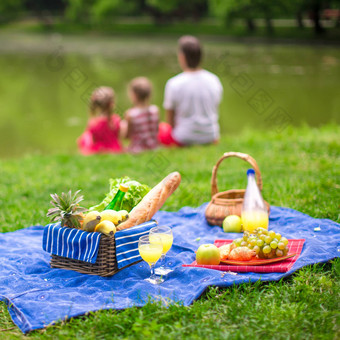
top-left (0, 124), bottom-right (339, 339)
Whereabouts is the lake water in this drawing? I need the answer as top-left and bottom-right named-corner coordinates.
top-left (0, 33), bottom-right (339, 158)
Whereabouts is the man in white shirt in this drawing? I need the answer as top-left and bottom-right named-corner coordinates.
top-left (160, 35), bottom-right (223, 146)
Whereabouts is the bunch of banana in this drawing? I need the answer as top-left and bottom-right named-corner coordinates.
top-left (82, 210), bottom-right (129, 236)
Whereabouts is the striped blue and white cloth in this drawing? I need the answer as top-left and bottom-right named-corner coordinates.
top-left (42, 220), bottom-right (158, 267)
top-left (114, 220), bottom-right (157, 269)
top-left (42, 223), bottom-right (102, 264)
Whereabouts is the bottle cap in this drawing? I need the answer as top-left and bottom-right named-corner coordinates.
top-left (119, 184), bottom-right (129, 192)
top-left (247, 168), bottom-right (255, 176)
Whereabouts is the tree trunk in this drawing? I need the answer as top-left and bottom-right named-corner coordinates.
top-left (265, 17), bottom-right (274, 34)
top-left (246, 18), bottom-right (256, 32)
top-left (296, 10), bottom-right (304, 29)
top-left (311, 3), bottom-right (325, 34)
top-left (336, 15), bottom-right (340, 28)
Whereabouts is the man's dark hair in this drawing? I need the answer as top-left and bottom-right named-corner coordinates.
top-left (178, 35), bottom-right (202, 69)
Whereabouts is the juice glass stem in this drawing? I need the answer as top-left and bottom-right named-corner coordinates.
top-left (150, 263), bottom-right (156, 279)
top-left (155, 253), bottom-right (173, 275)
top-left (146, 262), bottom-right (164, 284)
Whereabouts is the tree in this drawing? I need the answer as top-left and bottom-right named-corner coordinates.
top-left (65, 0), bottom-right (128, 24)
top-left (308, 0), bottom-right (326, 34)
top-left (0, 0), bottom-right (23, 23)
top-left (209, 0), bottom-right (282, 34)
top-left (287, 0), bottom-right (332, 35)
top-left (64, 0), bottom-right (209, 25)
top-left (145, 0), bottom-right (208, 24)
top-left (210, 0), bottom-right (340, 35)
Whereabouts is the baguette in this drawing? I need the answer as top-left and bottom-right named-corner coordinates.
top-left (116, 172), bottom-right (181, 230)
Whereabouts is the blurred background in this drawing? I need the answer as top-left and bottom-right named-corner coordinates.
top-left (0, 0), bottom-right (339, 158)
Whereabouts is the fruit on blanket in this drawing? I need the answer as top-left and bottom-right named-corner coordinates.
top-left (233, 228), bottom-right (290, 259)
top-left (82, 211), bottom-right (102, 232)
top-left (46, 190), bottom-right (87, 229)
top-left (100, 210), bottom-right (122, 226)
top-left (94, 220), bottom-right (116, 236)
top-left (196, 244), bottom-right (220, 265)
top-left (223, 215), bottom-right (242, 233)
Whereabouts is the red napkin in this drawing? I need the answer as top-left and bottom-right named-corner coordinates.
top-left (183, 239), bottom-right (305, 273)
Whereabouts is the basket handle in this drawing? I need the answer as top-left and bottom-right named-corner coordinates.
top-left (211, 151), bottom-right (263, 197)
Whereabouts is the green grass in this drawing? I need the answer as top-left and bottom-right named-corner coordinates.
top-left (0, 124), bottom-right (339, 338)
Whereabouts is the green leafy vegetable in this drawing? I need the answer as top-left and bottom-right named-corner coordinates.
top-left (89, 177), bottom-right (150, 212)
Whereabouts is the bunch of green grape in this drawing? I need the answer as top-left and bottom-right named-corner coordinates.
top-left (233, 228), bottom-right (289, 259)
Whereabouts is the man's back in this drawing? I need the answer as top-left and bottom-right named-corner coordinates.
top-left (164, 69), bottom-right (223, 145)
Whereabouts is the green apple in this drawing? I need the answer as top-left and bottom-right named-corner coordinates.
top-left (196, 244), bottom-right (220, 265)
top-left (223, 215), bottom-right (242, 233)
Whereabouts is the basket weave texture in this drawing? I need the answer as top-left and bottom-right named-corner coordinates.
top-left (205, 151), bottom-right (270, 227)
top-left (50, 234), bottom-right (121, 277)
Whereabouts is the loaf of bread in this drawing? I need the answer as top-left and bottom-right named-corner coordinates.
top-left (116, 172), bottom-right (181, 231)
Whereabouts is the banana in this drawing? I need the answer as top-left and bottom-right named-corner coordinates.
top-left (118, 210), bottom-right (129, 222)
top-left (82, 211), bottom-right (102, 232)
top-left (100, 210), bottom-right (122, 226)
top-left (94, 220), bottom-right (116, 236)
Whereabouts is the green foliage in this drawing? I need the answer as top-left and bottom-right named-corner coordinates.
top-left (89, 177), bottom-right (150, 212)
top-left (65, 0), bottom-right (94, 22)
top-left (0, 0), bottom-right (22, 23)
top-left (91, 0), bottom-right (122, 22)
top-left (209, 0), bottom-right (245, 19)
top-left (65, 0), bottom-right (123, 23)
top-left (146, 0), bottom-right (181, 13)
top-left (209, 0), bottom-right (339, 34)
top-left (64, 0), bottom-right (208, 24)
top-left (146, 0), bottom-right (208, 21)
top-left (209, 0), bottom-right (287, 29)
top-left (0, 0), bottom-right (22, 13)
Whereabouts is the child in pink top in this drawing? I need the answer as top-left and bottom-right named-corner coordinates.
top-left (122, 77), bottom-right (159, 153)
top-left (78, 87), bottom-right (122, 155)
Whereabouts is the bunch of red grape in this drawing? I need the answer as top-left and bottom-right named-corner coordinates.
top-left (233, 228), bottom-right (289, 259)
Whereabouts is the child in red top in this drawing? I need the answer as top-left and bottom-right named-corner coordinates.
top-left (121, 77), bottom-right (159, 153)
top-left (78, 87), bottom-right (122, 155)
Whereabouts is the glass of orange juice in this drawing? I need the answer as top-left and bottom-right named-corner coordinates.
top-left (149, 226), bottom-right (174, 276)
top-left (138, 235), bottom-right (163, 284)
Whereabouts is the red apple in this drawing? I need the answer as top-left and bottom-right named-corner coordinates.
top-left (196, 244), bottom-right (220, 265)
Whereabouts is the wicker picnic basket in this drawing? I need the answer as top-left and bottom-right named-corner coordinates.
top-left (48, 220), bottom-right (158, 277)
top-left (50, 233), bottom-right (118, 277)
top-left (46, 172), bottom-right (182, 277)
top-left (205, 151), bottom-right (270, 227)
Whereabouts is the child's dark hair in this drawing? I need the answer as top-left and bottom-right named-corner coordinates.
top-left (129, 77), bottom-right (152, 103)
top-left (178, 35), bottom-right (202, 69)
top-left (90, 87), bottom-right (115, 117)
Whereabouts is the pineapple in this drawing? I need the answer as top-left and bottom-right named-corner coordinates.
top-left (46, 190), bottom-right (87, 228)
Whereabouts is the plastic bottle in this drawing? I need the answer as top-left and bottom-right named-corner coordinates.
top-left (104, 183), bottom-right (129, 211)
top-left (241, 168), bottom-right (269, 232)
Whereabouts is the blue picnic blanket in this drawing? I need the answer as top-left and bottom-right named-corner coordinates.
top-left (0, 204), bottom-right (339, 334)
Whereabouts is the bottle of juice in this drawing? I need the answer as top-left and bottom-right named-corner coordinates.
top-left (104, 183), bottom-right (129, 211)
top-left (241, 169), bottom-right (268, 233)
